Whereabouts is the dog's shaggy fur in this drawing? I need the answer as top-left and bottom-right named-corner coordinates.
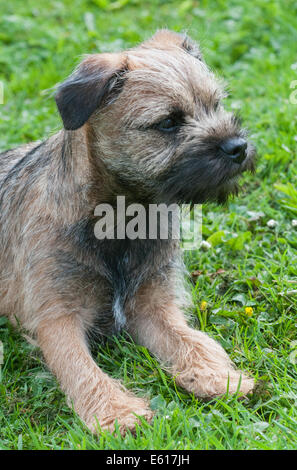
top-left (0, 30), bottom-right (255, 433)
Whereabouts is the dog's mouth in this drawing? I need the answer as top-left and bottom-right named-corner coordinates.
top-left (157, 142), bottom-right (256, 205)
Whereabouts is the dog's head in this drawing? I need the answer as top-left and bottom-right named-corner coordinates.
top-left (55, 30), bottom-right (255, 204)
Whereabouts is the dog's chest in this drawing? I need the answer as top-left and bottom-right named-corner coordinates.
top-left (68, 220), bottom-right (174, 337)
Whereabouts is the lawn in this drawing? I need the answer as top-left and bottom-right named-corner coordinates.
top-left (0, 0), bottom-right (297, 450)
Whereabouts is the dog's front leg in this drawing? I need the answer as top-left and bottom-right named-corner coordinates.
top-left (127, 290), bottom-right (254, 398)
top-left (37, 313), bottom-right (152, 434)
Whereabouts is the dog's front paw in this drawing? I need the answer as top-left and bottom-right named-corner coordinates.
top-left (225, 371), bottom-right (254, 397)
top-left (86, 395), bottom-right (153, 435)
top-left (175, 367), bottom-right (254, 399)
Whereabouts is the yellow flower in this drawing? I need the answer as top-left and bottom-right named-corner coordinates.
top-left (245, 307), bottom-right (253, 317)
top-left (200, 301), bottom-right (208, 311)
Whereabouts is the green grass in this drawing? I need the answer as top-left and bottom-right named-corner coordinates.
top-left (1, 0), bottom-right (297, 450)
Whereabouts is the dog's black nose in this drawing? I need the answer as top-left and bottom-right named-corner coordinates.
top-left (220, 137), bottom-right (247, 164)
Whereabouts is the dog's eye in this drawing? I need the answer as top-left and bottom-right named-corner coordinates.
top-left (156, 117), bottom-right (179, 132)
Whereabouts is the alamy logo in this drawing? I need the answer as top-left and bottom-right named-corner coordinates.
top-left (94, 196), bottom-right (202, 250)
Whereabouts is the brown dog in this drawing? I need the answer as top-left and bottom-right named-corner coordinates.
top-left (0, 30), bottom-right (255, 434)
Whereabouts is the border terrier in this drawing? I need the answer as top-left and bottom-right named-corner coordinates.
top-left (0, 30), bottom-right (255, 434)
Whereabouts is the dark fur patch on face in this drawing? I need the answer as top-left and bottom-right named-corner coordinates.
top-left (157, 155), bottom-right (240, 205)
top-left (155, 134), bottom-right (255, 205)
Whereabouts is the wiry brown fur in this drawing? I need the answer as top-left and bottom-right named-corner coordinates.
top-left (0, 30), bottom-right (255, 434)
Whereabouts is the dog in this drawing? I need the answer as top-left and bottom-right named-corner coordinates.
top-left (0, 30), bottom-right (255, 434)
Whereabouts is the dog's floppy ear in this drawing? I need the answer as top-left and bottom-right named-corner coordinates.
top-left (55, 53), bottom-right (127, 131)
top-left (143, 30), bottom-right (203, 61)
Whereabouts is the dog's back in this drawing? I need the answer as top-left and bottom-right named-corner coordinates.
top-left (0, 143), bottom-right (40, 182)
